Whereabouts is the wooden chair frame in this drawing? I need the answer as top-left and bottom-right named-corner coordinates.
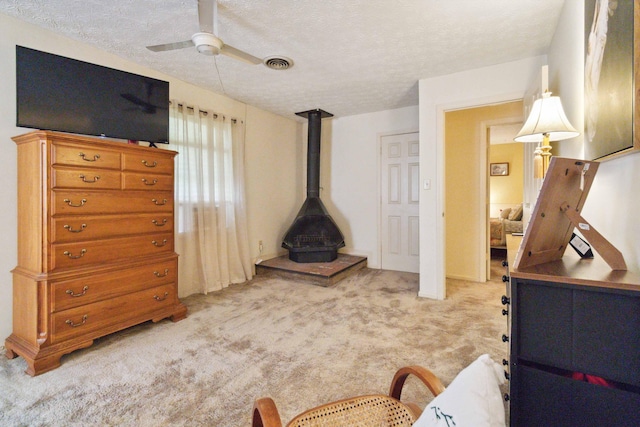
top-left (252, 365), bottom-right (445, 427)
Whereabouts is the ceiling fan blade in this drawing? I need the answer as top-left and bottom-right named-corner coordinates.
top-left (220, 44), bottom-right (262, 65)
top-left (147, 40), bottom-right (195, 52)
top-left (198, 0), bottom-right (215, 34)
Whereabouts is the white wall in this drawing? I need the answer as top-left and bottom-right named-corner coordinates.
top-left (418, 56), bottom-right (547, 299)
top-left (549, 0), bottom-right (640, 270)
top-left (321, 106), bottom-right (419, 268)
top-left (245, 105), bottom-right (302, 262)
top-left (0, 13), bottom-right (298, 343)
top-left (548, 0), bottom-right (584, 159)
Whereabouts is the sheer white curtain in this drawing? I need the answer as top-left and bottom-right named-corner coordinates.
top-left (169, 101), bottom-right (252, 296)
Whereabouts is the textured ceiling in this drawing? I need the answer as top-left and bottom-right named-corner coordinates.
top-left (0, 0), bottom-right (566, 120)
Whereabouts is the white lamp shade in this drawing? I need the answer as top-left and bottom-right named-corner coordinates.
top-left (514, 94), bottom-right (579, 143)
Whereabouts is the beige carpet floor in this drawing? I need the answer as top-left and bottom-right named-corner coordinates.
top-left (0, 263), bottom-right (509, 426)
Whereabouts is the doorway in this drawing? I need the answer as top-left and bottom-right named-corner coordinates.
top-left (444, 101), bottom-right (523, 282)
top-left (486, 122), bottom-right (525, 280)
top-left (380, 132), bottom-right (420, 273)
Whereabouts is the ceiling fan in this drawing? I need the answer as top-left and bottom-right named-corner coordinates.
top-left (146, 0), bottom-right (262, 65)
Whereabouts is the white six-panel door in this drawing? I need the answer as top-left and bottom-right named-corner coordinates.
top-left (380, 132), bottom-right (420, 273)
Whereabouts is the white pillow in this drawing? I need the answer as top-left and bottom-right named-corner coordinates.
top-left (508, 204), bottom-right (523, 221)
top-left (413, 354), bottom-right (506, 427)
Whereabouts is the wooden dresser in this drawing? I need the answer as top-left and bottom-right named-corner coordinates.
top-left (505, 236), bottom-right (640, 426)
top-left (5, 131), bottom-right (187, 376)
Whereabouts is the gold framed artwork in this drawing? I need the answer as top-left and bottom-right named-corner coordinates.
top-left (584, 0), bottom-right (640, 160)
top-left (490, 162), bottom-right (509, 176)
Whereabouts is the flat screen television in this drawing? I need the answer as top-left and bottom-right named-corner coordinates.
top-left (16, 46), bottom-right (169, 144)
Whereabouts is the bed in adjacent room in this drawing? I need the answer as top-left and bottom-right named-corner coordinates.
top-left (490, 204), bottom-right (523, 248)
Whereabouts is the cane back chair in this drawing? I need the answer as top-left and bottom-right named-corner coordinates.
top-left (252, 365), bottom-right (446, 427)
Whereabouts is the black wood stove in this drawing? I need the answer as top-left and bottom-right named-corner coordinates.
top-left (281, 109), bottom-right (345, 263)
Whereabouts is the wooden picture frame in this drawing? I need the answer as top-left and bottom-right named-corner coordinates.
top-left (490, 162), bottom-right (509, 176)
top-left (514, 157), bottom-right (626, 271)
top-left (584, 0), bottom-right (640, 160)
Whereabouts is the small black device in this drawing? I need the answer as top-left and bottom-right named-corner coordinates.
top-left (569, 232), bottom-right (594, 258)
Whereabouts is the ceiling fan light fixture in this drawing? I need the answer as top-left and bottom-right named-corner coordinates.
top-left (196, 44), bottom-right (217, 55)
top-left (192, 32), bottom-right (223, 56)
top-left (196, 44), bottom-right (219, 56)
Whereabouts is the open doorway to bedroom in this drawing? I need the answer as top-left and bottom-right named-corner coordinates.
top-left (444, 100), bottom-right (523, 283)
top-left (487, 123), bottom-right (524, 280)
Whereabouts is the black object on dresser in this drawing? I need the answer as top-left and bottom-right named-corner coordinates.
top-left (506, 236), bottom-right (640, 426)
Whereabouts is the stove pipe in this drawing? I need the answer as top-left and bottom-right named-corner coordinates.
top-left (281, 109), bottom-right (345, 263)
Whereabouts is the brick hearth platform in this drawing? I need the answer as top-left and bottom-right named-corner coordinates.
top-left (255, 254), bottom-right (367, 287)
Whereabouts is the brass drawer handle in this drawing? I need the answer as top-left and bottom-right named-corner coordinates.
top-left (151, 198), bottom-right (167, 206)
top-left (79, 153), bottom-right (100, 162)
top-left (142, 160), bottom-right (157, 168)
top-left (63, 198), bottom-right (87, 207)
top-left (154, 269), bottom-right (169, 278)
top-left (65, 315), bottom-right (88, 328)
top-left (63, 249), bottom-right (87, 259)
top-left (152, 219), bottom-right (167, 226)
top-left (64, 224), bottom-right (87, 233)
top-left (154, 292), bottom-right (169, 301)
top-left (79, 174), bottom-right (100, 183)
top-left (152, 239), bottom-right (168, 247)
top-left (142, 178), bottom-right (158, 186)
top-left (66, 286), bottom-right (89, 297)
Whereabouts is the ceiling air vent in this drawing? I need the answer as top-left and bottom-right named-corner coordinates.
top-left (264, 56), bottom-right (294, 70)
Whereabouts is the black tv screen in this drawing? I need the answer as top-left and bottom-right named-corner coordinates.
top-left (16, 46), bottom-right (169, 144)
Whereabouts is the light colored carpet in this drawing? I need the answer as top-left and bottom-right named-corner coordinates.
top-left (0, 265), bottom-right (508, 426)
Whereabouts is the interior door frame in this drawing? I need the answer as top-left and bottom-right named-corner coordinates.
top-left (480, 116), bottom-right (524, 281)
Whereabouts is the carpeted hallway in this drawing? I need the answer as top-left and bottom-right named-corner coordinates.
top-left (0, 263), bottom-right (509, 426)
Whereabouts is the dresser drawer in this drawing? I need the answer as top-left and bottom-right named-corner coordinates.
top-left (514, 279), bottom-right (640, 386)
top-left (51, 213), bottom-right (173, 243)
top-left (51, 258), bottom-right (177, 311)
top-left (51, 232), bottom-right (174, 270)
top-left (511, 365), bottom-right (640, 427)
top-left (52, 190), bottom-right (173, 215)
top-left (123, 152), bottom-right (174, 175)
top-left (52, 142), bottom-right (121, 169)
top-left (52, 167), bottom-right (121, 190)
top-left (50, 283), bottom-right (177, 344)
top-left (123, 172), bottom-right (174, 191)
top-left (515, 281), bottom-right (573, 367)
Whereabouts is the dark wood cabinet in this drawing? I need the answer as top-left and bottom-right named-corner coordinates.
top-left (506, 236), bottom-right (640, 426)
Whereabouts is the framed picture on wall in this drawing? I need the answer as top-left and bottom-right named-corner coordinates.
top-left (490, 162), bottom-right (509, 176)
top-left (584, 0), bottom-right (639, 160)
